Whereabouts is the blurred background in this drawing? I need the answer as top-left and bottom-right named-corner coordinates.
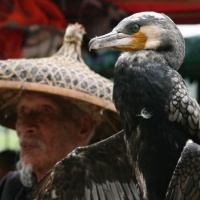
top-left (0, 0), bottom-right (200, 151)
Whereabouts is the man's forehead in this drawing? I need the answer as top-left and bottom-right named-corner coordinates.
top-left (18, 92), bottom-right (62, 108)
top-left (17, 92), bottom-right (80, 115)
top-left (20, 92), bottom-right (53, 101)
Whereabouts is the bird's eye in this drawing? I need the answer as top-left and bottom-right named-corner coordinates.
top-left (131, 24), bottom-right (140, 33)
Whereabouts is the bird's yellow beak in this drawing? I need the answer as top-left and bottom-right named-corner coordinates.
top-left (89, 30), bottom-right (147, 51)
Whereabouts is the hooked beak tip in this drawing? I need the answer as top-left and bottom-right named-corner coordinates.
top-left (88, 38), bottom-right (95, 51)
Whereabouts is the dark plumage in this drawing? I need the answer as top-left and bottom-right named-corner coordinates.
top-left (31, 131), bottom-right (141, 200)
top-left (31, 12), bottom-right (200, 200)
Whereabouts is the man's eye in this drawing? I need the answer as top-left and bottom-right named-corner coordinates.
top-left (41, 106), bottom-right (54, 114)
top-left (18, 106), bottom-right (27, 116)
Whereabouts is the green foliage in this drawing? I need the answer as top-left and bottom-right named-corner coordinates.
top-left (0, 126), bottom-right (19, 151)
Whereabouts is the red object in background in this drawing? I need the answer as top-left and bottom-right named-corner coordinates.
top-left (0, 0), bottom-right (67, 59)
top-left (0, 29), bottom-right (23, 59)
top-left (106, 0), bottom-right (200, 24)
top-left (0, 0), bottom-right (67, 29)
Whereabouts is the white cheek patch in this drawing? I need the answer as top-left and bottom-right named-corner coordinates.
top-left (141, 25), bottom-right (162, 50)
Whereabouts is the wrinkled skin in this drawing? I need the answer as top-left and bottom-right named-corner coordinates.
top-left (16, 92), bottom-right (94, 181)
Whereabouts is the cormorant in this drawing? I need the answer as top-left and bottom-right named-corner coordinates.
top-left (31, 12), bottom-right (200, 200)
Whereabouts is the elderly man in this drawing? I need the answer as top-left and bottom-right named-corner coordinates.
top-left (0, 24), bottom-right (121, 199)
top-left (16, 92), bottom-right (95, 182)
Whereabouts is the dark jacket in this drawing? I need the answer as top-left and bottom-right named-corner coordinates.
top-left (0, 171), bottom-right (33, 200)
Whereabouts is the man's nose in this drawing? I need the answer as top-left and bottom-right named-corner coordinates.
top-left (16, 118), bottom-right (38, 135)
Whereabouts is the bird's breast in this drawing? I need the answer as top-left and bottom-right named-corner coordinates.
top-left (114, 51), bottom-right (172, 118)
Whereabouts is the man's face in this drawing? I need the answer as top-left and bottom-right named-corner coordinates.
top-left (16, 92), bottom-right (85, 174)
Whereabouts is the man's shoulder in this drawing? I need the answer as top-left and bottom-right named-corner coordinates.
top-left (0, 171), bottom-right (21, 187)
top-left (0, 171), bottom-right (23, 200)
top-left (1, 171), bottom-right (20, 182)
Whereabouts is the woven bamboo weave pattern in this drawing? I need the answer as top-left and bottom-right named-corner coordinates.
top-left (0, 57), bottom-right (113, 101)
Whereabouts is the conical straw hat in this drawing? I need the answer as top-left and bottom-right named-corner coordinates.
top-left (0, 23), bottom-right (121, 143)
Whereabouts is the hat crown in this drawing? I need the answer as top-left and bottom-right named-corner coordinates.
top-left (64, 23), bottom-right (86, 44)
top-left (54, 23), bottom-right (86, 65)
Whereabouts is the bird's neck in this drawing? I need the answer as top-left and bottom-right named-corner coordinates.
top-left (157, 47), bottom-right (183, 70)
top-left (115, 50), bottom-right (172, 135)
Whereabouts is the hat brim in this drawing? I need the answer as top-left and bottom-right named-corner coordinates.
top-left (0, 80), bottom-right (122, 143)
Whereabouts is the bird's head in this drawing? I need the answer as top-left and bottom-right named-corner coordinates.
top-left (89, 11), bottom-right (185, 70)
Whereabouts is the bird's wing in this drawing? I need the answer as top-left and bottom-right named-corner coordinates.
top-left (167, 70), bottom-right (200, 139)
top-left (31, 130), bottom-right (141, 200)
top-left (165, 141), bottom-right (200, 200)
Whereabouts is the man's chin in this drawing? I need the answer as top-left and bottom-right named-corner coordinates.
top-left (16, 161), bottom-right (37, 188)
